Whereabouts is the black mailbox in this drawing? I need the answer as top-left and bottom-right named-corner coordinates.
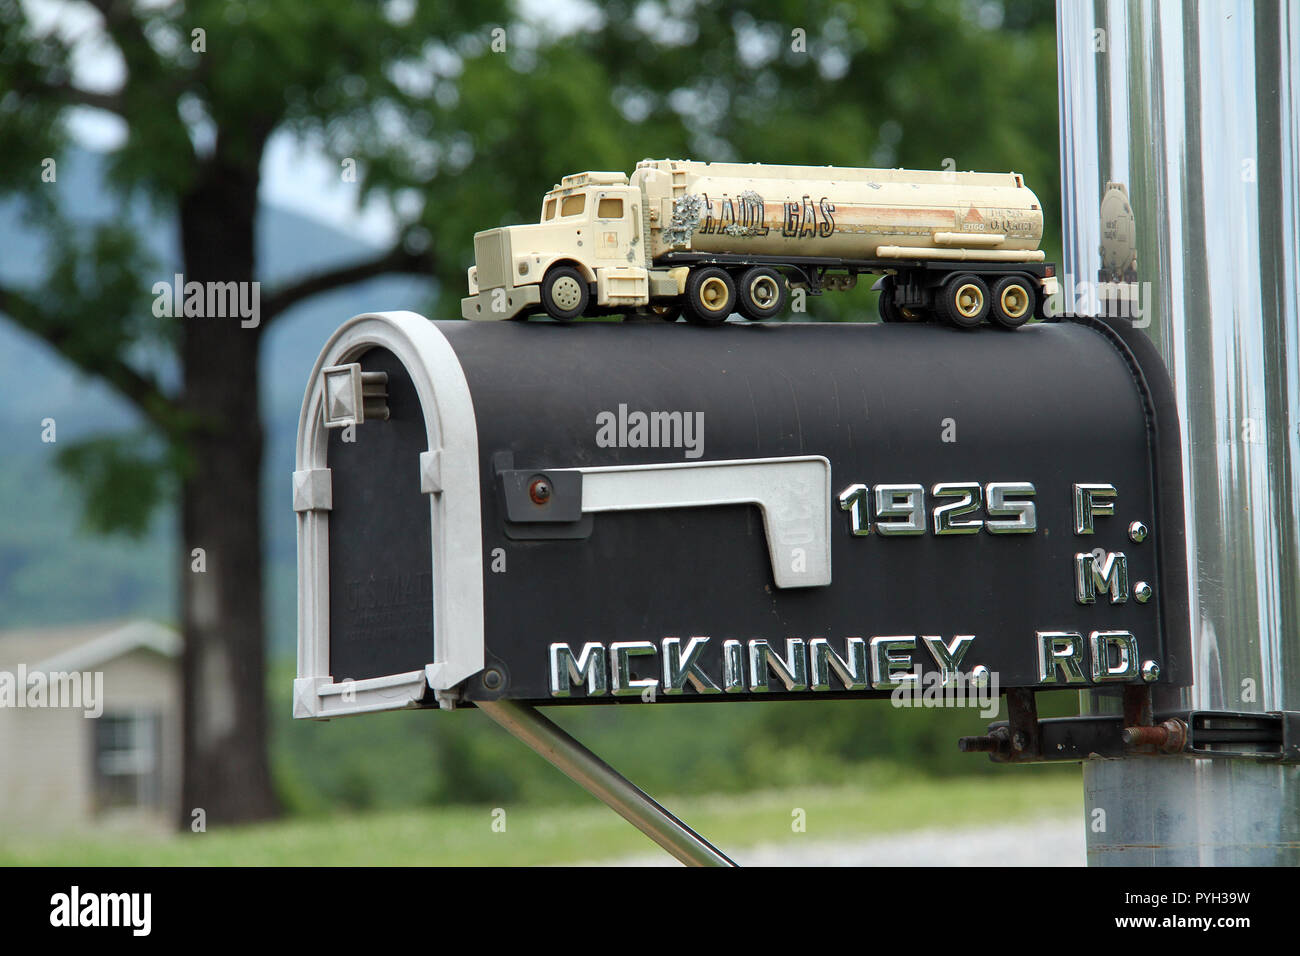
top-left (292, 312), bottom-right (1189, 718)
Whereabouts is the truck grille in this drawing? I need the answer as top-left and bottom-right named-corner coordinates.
top-left (474, 229), bottom-right (511, 290)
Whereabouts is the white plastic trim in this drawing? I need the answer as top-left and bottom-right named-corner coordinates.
top-left (292, 468), bottom-right (333, 512)
top-left (560, 456), bottom-right (832, 588)
top-left (419, 449), bottom-right (443, 494)
top-left (294, 311), bottom-right (484, 719)
top-left (293, 672), bottom-right (428, 719)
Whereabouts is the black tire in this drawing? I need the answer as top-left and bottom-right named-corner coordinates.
top-left (736, 267), bottom-right (788, 320)
top-left (540, 265), bottom-right (589, 321)
top-left (937, 273), bottom-right (990, 328)
top-left (877, 275), bottom-right (906, 323)
top-left (989, 275), bottom-right (1035, 329)
top-left (683, 266), bottom-right (736, 325)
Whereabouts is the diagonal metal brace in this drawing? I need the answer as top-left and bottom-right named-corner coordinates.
top-left (477, 699), bottom-right (735, 867)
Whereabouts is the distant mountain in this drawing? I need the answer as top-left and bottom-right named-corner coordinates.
top-left (0, 148), bottom-right (436, 651)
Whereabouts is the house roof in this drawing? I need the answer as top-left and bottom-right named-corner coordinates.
top-left (0, 620), bottom-right (179, 671)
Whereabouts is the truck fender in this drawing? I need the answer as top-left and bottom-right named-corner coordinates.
top-left (536, 256), bottom-right (597, 287)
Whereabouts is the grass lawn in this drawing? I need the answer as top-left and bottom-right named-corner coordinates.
top-left (0, 768), bottom-right (1081, 866)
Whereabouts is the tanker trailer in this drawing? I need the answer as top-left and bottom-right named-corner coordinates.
top-left (461, 159), bottom-right (1058, 328)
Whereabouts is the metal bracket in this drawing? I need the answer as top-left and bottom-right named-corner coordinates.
top-left (499, 468), bottom-right (585, 523)
top-left (477, 699), bottom-right (735, 866)
top-left (960, 698), bottom-right (1300, 764)
top-left (1181, 710), bottom-right (1297, 760)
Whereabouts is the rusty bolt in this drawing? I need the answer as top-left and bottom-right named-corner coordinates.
top-left (529, 477), bottom-right (552, 505)
top-left (958, 727), bottom-right (1010, 754)
top-left (1122, 718), bottom-right (1188, 754)
top-left (1159, 717), bottom-right (1188, 752)
top-left (1122, 725), bottom-right (1168, 748)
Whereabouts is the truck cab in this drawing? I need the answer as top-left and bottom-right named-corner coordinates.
top-left (462, 171), bottom-right (654, 321)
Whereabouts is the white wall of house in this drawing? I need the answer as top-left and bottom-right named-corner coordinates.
top-left (0, 625), bottom-right (181, 833)
top-left (0, 705), bottom-right (89, 830)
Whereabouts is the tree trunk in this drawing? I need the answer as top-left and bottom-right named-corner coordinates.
top-left (176, 151), bottom-right (278, 827)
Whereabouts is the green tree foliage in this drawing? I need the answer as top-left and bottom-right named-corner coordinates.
top-left (1, 0), bottom-right (519, 825)
top-left (1, 0), bottom-right (1059, 822)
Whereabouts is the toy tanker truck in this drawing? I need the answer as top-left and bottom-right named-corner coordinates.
top-left (461, 159), bottom-right (1058, 327)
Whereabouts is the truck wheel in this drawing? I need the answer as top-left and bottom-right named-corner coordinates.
top-left (938, 273), bottom-right (990, 328)
top-left (737, 267), bottom-right (788, 320)
top-left (990, 275), bottom-right (1034, 329)
top-left (541, 265), bottom-right (589, 321)
top-left (684, 267), bottom-right (736, 325)
top-left (877, 276), bottom-right (906, 322)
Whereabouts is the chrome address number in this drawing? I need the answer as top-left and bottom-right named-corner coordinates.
top-left (837, 481), bottom-right (1037, 536)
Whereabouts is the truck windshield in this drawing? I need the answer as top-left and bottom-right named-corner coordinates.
top-left (543, 197), bottom-right (556, 221)
top-left (560, 194), bottom-right (586, 217)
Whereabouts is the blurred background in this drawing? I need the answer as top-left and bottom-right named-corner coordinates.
top-left (0, 0), bottom-right (1081, 864)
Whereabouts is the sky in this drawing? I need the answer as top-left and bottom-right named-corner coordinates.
top-left (26, 0), bottom-right (400, 244)
top-left (20, 0), bottom-right (586, 246)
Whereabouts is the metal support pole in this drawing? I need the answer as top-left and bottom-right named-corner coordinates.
top-left (1058, 0), bottom-right (1300, 864)
top-left (477, 699), bottom-right (736, 867)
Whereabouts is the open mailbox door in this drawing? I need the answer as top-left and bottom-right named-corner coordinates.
top-left (292, 312), bottom-right (1189, 720)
